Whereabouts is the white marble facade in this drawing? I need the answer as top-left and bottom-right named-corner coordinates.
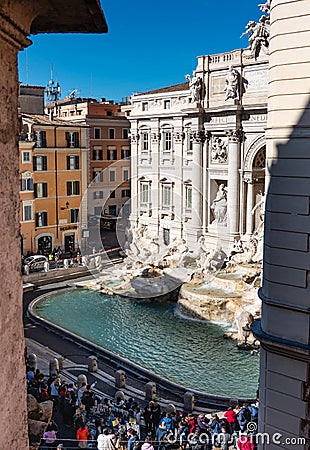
top-left (128, 48), bottom-right (268, 255)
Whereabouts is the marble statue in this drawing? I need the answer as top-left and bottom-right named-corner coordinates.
top-left (241, 3), bottom-right (270, 59)
top-left (123, 222), bottom-right (190, 270)
top-left (224, 66), bottom-right (240, 101)
top-left (258, 0), bottom-right (270, 14)
top-left (250, 193), bottom-right (265, 262)
top-left (211, 184), bottom-right (227, 224)
top-left (185, 73), bottom-right (202, 103)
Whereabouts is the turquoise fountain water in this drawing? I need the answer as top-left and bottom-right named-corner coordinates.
top-left (34, 289), bottom-right (259, 397)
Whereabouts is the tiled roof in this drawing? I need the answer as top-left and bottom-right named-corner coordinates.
top-left (136, 82), bottom-right (189, 96)
top-left (21, 113), bottom-right (88, 127)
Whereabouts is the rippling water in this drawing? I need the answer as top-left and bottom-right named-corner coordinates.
top-left (35, 289), bottom-right (259, 397)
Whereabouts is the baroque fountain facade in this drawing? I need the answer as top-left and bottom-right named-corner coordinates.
top-left (82, 2), bottom-right (271, 345)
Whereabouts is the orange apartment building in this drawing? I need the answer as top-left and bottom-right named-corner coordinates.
top-left (46, 97), bottom-right (131, 220)
top-left (19, 86), bottom-right (89, 255)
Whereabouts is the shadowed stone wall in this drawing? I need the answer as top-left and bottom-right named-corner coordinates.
top-left (258, 1), bottom-right (310, 448)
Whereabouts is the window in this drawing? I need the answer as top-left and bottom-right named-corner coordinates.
top-left (140, 183), bottom-right (149, 203)
top-left (141, 132), bottom-right (149, 151)
top-left (109, 170), bottom-right (116, 182)
top-left (163, 185), bottom-right (171, 206)
top-left (67, 181), bottom-right (80, 196)
top-left (70, 209), bottom-right (79, 223)
top-left (121, 148), bottom-right (131, 159)
top-left (163, 228), bottom-right (170, 246)
top-left (163, 130), bottom-right (172, 151)
top-left (109, 190), bottom-right (116, 198)
top-left (35, 130), bottom-right (46, 148)
top-left (185, 186), bottom-right (192, 209)
top-left (123, 169), bottom-right (129, 181)
top-left (22, 151), bottom-right (31, 163)
top-left (34, 182), bottom-right (48, 198)
top-left (122, 189), bottom-right (131, 198)
top-left (23, 204), bottom-right (33, 221)
top-left (33, 155), bottom-right (47, 171)
top-left (142, 102), bottom-right (148, 111)
top-left (108, 128), bottom-right (115, 139)
top-left (187, 132), bottom-right (193, 152)
top-left (164, 100), bottom-right (171, 109)
top-left (93, 170), bottom-right (103, 182)
top-left (94, 128), bottom-right (101, 139)
top-left (94, 206), bottom-right (102, 216)
top-left (122, 128), bottom-right (129, 139)
top-left (93, 191), bottom-right (103, 199)
top-left (67, 155), bottom-right (79, 170)
top-left (35, 211), bottom-right (47, 227)
top-left (21, 177), bottom-right (33, 192)
top-left (109, 205), bottom-right (117, 216)
top-left (66, 131), bottom-right (79, 148)
top-left (93, 148), bottom-right (103, 160)
top-left (107, 149), bottom-right (117, 160)
top-left (106, 111), bottom-right (112, 116)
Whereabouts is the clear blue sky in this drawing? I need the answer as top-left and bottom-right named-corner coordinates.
top-left (18, 0), bottom-right (262, 102)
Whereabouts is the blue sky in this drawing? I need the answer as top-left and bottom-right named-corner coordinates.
top-left (18, 0), bottom-right (262, 102)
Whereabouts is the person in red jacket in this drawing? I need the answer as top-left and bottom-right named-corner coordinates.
top-left (185, 414), bottom-right (196, 433)
top-left (223, 406), bottom-right (237, 435)
top-left (237, 433), bottom-right (255, 450)
top-left (76, 424), bottom-right (90, 448)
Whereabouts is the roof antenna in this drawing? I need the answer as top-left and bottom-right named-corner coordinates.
top-left (45, 64), bottom-right (61, 102)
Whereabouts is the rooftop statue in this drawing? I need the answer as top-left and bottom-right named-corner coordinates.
top-left (185, 73), bottom-right (202, 103)
top-left (241, 1), bottom-right (270, 59)
top-left (224, 65), bottom-right (240, 101)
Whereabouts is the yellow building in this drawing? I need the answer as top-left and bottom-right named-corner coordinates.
top-left (19, 112), bottom-right (89, 255)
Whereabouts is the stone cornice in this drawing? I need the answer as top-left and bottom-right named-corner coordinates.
top-left (0, 10), bottom-right (31, 49)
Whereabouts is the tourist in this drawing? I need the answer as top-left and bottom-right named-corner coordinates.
top-left (81, 384), bottom-right (95, 415)
top-left (207, 413), bottom-right (221, 436)
top-left (177, 420), bottom-right (189, 450)
top-left (50, 376), bottom-right (61, 412)
top-left (156, 421), bottom-right (168, 450)
top-left (76, 423), bottom-right (90, 448)
top-left (43, 423), bottom-right (57, 448)
top-left (40, 384), bottom-right (50, 402)
top-left (141, 436), bottom-right (154, 450)
top-left (144, 403), bottom-right (153, 434)
top-left (186, 414), bottom-right (196, 434)
top-left (236, 432), bottom-right (255, 450)
top-left (236, 404), bottom-right (251, 433)
top-left (26, 367), bottom-right (35, 384)
top-left (127, 428), bottom-right (138, 450)
top-left (247, 402), bottom-right (258, 425)
top-left (97, 428), bottom-right (107, 450)
top-left (62, 392), bottom-right (75, 427)
top-left (223, 406), bottom-right (237, 435)
top-left (77, 382), bottom-right (87, 406)
top-left (197, 414), bottom-right (208, 432)
top-left (216, 425), bottom-right (231, 450)
top-left (151, 400), bottom-right (161, 430)
top-left (160, 413), bottom-right (175, 432)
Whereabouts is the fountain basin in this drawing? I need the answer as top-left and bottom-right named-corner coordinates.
top-left (31, 288), bottom-right (259, 398)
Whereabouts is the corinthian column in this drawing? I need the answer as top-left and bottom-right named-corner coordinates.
top-left (191, 129), bottom-right (205, 235)
top-left (226, 129), bottom-right (242, 236)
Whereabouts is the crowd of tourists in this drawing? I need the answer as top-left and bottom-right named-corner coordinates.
top-left (26, 366), bottom-right (259, 450)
